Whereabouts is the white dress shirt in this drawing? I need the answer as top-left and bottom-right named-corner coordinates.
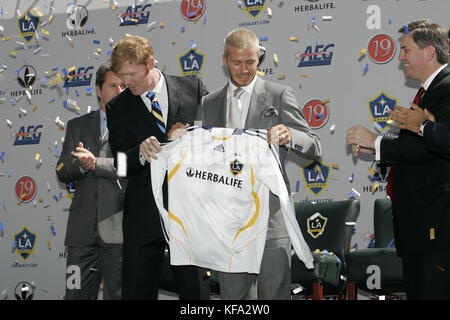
top-left (140, 69), bottom-right (168, 127)
top-left (139, 69), bottom-right (169, 165)
top-left (226, 75), bottom-right (257, 128)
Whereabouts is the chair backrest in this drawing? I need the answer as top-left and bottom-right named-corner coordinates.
top-left (294, 200), bottom-right (360, 260)
top-left (373, 198), bottom-right (395, 248)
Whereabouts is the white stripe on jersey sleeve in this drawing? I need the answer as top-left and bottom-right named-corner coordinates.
top-left (256, 142), bottom-right (314, 269)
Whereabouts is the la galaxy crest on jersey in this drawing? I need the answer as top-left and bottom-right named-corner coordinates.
top-left (368, 91), bottom-right (397, 131)
top-left (307, 212), bottom-right (328, 238)
top-left (230, 158), bottom-right (244, 176)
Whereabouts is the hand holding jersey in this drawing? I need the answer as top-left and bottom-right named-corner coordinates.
top-left (150, 127), bottom-right (314, 273)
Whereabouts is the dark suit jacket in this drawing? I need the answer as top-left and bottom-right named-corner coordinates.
top-left (56, 110), bottom-right (127, 247)
top-left (380, 66), bottom-right (450, 255)
top-left (423, 121), bottom-right (450, 157)
top-left (106, 74), bottom-right (207, 238)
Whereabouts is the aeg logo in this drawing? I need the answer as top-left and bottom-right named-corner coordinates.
top-left (63, 66), bottom-right (94, 87)
top-left (13, 124), bottom-right (43, 146)
top-left (297, 43), bottom-right (335, 67)
top-left (120, 4), bottom-right (151, 26)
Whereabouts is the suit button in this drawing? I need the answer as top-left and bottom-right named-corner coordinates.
top-left (93, 193), bottom-right (97, 199)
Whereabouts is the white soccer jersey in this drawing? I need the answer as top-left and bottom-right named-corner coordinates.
top-left (151, 127), bottom-right (313, 273)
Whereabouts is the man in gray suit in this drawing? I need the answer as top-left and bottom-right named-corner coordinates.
top-left (56, 63), bottom-right (126, 299)
top-left (196, 28), bottom-right (322, 299)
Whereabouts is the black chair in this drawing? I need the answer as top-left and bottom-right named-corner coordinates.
top-left (292, 200), bottom-right (360, 300)
top-left (346, 198), bottom-right (405, 299)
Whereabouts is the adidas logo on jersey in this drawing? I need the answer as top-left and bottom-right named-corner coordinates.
top-left (214, 144), bottom-right (225, 152)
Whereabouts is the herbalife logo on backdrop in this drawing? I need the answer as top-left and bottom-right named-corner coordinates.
top-left (14, 282), bottom-right (35, 300)
top-left (17, 65), bottom-right (36, 88)
top-left (294, 0), bottom-right (336, 12)
top-left (11, 65), bottom-right (44, 98)
top-left (62, 4), bottom-right (95, 38)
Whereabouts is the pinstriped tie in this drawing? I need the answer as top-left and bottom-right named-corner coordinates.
top-left (146, 91), bottom-right (166, 134)
top-left (228, 87), bottom-right (245, 128)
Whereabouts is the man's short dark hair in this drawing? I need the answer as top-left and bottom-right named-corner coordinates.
top-left (95, 63), bottom-right (113, 89)
top-left (399, 19), bottom-right (450, 65)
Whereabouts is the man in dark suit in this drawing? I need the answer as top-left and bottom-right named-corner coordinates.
top-left (56, 63), bottom-right (126, 299)
top-left (196, 28), bottom-right (322, 300)
top-left (346, 19), bottom-right (450, 299)
top-left (388, 103), bottom-right (450, 156)
top-left (106, 34), bottom-right (208, 300)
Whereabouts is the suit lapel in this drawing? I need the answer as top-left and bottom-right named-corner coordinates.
top-left (245, 76), bottom-right (270, 128)
top-left (427, 65), bottom-right (450, 93)
top-left (88, 110), bottom-right (101, 150)
top-left (165, 74), bottom-right (182, 129)
top-left (212, 85), bottom-right (228, 127)
top-left (421, 66), bottom-right (450, 116)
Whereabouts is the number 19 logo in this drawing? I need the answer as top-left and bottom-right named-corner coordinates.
top-left (15, 176), bottom-right (37, 203)
top-left (367, 34), bottom-right (396, 64)
top-left (302, 99), bottom-right (330, 129)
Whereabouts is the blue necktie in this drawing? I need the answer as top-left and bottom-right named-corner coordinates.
top-left (146, 91), bottom-right (166, 134)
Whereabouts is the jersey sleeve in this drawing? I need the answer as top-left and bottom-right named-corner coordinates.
top-left (256, 143), bottom-right (314, 269)
top-left (150, 139), bottom-right (181, 242)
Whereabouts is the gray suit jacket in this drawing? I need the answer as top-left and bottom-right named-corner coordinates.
top-left (56, 110), bottom-right (127, 247)
top-left (197, 76), bottom-right (322, 239)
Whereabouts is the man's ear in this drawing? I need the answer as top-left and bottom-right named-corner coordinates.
top-left (146, 56), bottom-right (156, 69)
top-left (222, 54), bottom-right (227, 66)
top-left (425, 45), bottom-right (436, 62)
top-left (95, 86), bottom-right (102, 103)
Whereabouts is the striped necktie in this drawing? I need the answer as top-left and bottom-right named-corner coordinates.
top-left (146, 91), bottom-right (166, 134)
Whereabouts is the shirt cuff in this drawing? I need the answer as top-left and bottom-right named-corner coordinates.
top-left (79, 167), bottom-right (88, 174)
top-left (375, 135), bottom-right (382, 161)
top-left (419, 120), bottom-right (430, 136)
top-left (139, 152), bottom-right (146, 166)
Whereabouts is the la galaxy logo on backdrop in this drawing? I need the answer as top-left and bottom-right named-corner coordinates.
top-left (368, 91), bottom-right (398, 131)
top-left (297, 43), bottom-right (335, 67)
top-left (120, 4), bottom-right (151, 26)
top-left (13, 226), bottom-right (37, 263)
top-left (179, 49), bottom-right (205, 77)
top-left (301, 160), bottom-right (331, 197)
top-left (238, 0), bottom-right (270, 27)
top-left (17, 10), bottom-right (40, 43)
